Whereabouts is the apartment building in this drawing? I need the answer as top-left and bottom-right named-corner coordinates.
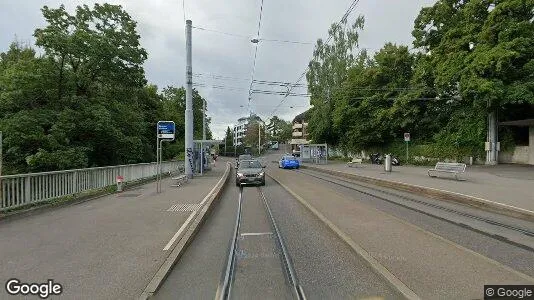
top-left (233, 114), bottom-right (264, 146)
top-left (290, 110), bottom-right (310, 152)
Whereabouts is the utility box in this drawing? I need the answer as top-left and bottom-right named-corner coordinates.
top-left (384, 154), bottom-right (392, 172)
top-left (116, 176), bottom-right (124, 192)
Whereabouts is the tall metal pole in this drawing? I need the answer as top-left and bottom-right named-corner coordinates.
top-left (201, 99), bottom-right (206, 175)
top-left (0, 131), bottom-right (3, 203)
top-left (156, 133), bottom-right (159, 192)
top-left (258, 122), bottom-right (261, 156)
top-left (185, 20), bottom-right (194, 179)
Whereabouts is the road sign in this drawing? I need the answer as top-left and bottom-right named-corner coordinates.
top-left (157, 121), bottom-right (175, 140)
top-left (404, 133), bottom-right (411, 142)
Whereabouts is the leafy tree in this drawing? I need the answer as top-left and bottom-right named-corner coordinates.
top-left (0, 4), bottom-right (214, 174)
top-left (412, 0), bottom-right (534, 154)
top-left (306, 16), bottom-right (365, 145)
top-left (243, 121), bottom-right (267, 155)
top-left (267, 116), bottom-right (291, 142)
top-left (34, 3), bottom-right (148, 98)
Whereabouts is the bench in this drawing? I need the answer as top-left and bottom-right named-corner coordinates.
top-left (428, 162), bottom-right (466, 180)
top-left (171, 174), bottom-right (188, 187)
top-left (347, 157), bottom-right (363, 167)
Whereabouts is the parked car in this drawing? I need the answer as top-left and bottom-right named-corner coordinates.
top-left (279, 155), bottom-right (300, 169)
top-left (236, 154), bottom-right (252, 168)
top-left (236, 160), bottom-right (266, 186)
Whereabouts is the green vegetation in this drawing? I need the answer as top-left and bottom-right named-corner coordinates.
top-left (0, 4), bottom-right (211, 175)
top-left (267, 116), bottom-right (292, 143)
top-left (307, 0), bottom-right (534, 161)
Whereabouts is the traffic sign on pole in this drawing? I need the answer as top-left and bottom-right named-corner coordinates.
top-left (404, 132), bottom-right (410, 162)
top-left (157, 121), bottom-right (176, 140)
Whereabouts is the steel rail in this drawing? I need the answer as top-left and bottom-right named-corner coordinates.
top-left (215, 188), bottom-right (243, 300)
top-left (296, 169), bottom-right (534, 242)
top-left (258, 187), bottom-right (307, 300)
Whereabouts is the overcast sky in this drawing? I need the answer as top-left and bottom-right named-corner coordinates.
top-left (0, 0), bottom-right (436, 139)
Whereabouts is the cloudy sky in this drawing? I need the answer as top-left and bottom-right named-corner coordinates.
top-left (0, 0), bottom-right (436, 139)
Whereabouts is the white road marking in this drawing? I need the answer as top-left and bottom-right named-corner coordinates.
top-left (163, 212), bottom-right (196, 251)
top-left (162, 163), bottom-right (230, 251)
top-left (240, 232), bottom-right (273, 236)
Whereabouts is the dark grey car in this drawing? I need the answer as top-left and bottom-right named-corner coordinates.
top-left (236, 154), bottom-right (253, 168)
top-left (235, 160), bottom-right (265, 186)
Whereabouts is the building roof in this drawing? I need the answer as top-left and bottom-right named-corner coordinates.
top-left (292, 109), bottom-right (311, 123)
top-left (499, 119), bottom-right (534, 126)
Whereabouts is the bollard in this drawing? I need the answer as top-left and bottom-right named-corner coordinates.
top-left (384, 154), bottom-right (392, 172)
top-left (116, 175), bottom-right (124, 192)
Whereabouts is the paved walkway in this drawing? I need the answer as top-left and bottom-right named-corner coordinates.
top-left (0, 163), bottom-right (226, 300)
top-left (304, 162), bottom-right (534, 212)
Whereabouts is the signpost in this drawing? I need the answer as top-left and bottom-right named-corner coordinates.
top-left (404, 132), bottom-right (410, 163)
top-left (156, 121), bottom-right (175, 193)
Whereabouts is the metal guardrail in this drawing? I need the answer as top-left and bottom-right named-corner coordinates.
top-left (0, 161), bottom-right (183, 211)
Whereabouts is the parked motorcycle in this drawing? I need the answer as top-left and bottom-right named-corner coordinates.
top-left (371, 153), bottom-right (400, 165)
top-left (388, 154), bottom-right (400, 166)
top-left (370, 153), bottom-right (383, 164)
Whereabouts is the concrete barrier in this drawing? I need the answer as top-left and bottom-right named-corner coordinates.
top-left (139, 162), bottom-right (232, 299)
top-left (301, 165), bottom-right (534, 222)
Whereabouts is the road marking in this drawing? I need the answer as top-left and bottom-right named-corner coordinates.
top-left (163, 212), bottom-right (196, 251)
top-left (162, 165), bottom-right (229, 251)
top-left (240, 232), bottom-right (273, 236)
top-left (167, 203), bottom-right (202, 212)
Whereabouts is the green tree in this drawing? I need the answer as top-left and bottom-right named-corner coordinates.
top-left (306, 16), bottom-right (365, 145)
top-left (267, 116), bottom-right (291, 142)
top-left (34, 3), bottom-right (148, 98)
top-left (243, 121), bottom-right (267, 155)
top-left (412, 0), bottom-right (534, 155)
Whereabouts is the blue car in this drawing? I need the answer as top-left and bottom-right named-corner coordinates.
top-left (279, 155), bottom-right (300, 169)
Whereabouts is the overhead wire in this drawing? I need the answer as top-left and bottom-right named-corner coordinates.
top-left (248, 0), bottom-right (265, 113)
top-left (267, 0), bottom-right (361, 120)
top-left (182, 0), bottom-right (186, 24)
top-left (192, 26), bottom-right (250, 39)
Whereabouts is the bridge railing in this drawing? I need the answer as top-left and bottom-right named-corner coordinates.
top-left (0, 161), bottom-right (183, 211)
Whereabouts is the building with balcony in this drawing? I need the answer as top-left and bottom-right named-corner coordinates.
top-left (290, 110), bottom-right (311, 152)
top-left (233, 114), bottom-right (264, 146)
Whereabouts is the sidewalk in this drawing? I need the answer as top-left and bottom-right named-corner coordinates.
top-left (0, 163), bottom-right (228, 300)
top-left (303, 162), bottom-right (534, 213)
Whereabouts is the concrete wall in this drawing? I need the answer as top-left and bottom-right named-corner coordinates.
top-left (530, 126), bottom-right (534, 165)
top-left (499, 146), bottom-right (530, 164)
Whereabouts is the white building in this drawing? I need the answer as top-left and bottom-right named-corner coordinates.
top-left (233, 114), bottom-right (265, 146)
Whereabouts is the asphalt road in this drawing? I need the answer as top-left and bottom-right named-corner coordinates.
top-left (155, 163), bottom-right (400, 299)
top-left (0, 171), bottom-right (222, 300)
top-left (265, 154), bottom-right (534, 299)
top-left (154, 173), bottom-right (239, 300)
top-left (295, 168), bottom-right (534, 277)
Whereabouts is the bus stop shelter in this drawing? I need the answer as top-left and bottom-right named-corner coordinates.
top-left (299, 143), bottom-right (328, 164)
top-left (193, 140), bottom-right (223, 174)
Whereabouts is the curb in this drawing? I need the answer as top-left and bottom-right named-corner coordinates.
top-left (301, 165), bottom-right (534, 222)
top-left (267, 172), bottom-right (420, 300)
top-left (139, 163), bottom-right (231, 300)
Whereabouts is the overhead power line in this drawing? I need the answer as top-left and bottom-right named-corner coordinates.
top-left (248, 0), bottom-right (265, 112)
top-left (192, 26), bottom-right (250, 39)
top-left (268, 0), bottom-right (362, 119)
top-left (182, 0), bottom-right (186, 25)
top-left (191, 26), bottom-right (314, 45)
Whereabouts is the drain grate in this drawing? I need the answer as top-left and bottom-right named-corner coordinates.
top-left (167, 203), bottom-right (202, 212)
